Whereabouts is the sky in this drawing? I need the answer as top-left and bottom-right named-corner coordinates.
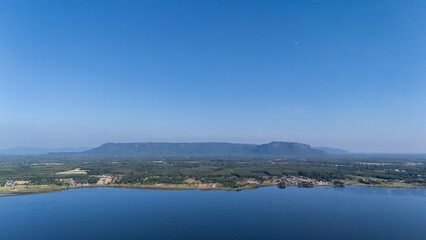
top-left (0, 0), bottom-right (425, 153)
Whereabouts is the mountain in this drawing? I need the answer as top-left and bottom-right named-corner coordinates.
top-left (0, 147), bottom-right (91, 156)
top-left (253, 142), bottom-right (326, 156)
top-left (84, 142), bottom-right (327, 157)
top-left (313, 147), bottom-right (350, 155)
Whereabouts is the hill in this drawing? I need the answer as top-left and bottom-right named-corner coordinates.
top-left (314, 147), bottom-right (350, 155)
top-left (0, 147), bottom-right (91, 156)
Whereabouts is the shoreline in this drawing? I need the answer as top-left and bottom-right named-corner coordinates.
top-left (1, 182), bottom-right (425, 198)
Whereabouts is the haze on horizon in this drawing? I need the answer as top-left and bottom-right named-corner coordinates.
top-left (1, 1), bottom-right (425, 153)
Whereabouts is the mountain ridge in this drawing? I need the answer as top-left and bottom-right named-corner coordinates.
top-left (0, 147), bottom-right (91, 156)
top-left (313, 147), bottom-right (350, 155)
top-left (84, 141), bottom-right (327, 157)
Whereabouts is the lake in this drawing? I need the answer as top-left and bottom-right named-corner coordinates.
top-left (0, 186), bottom-right (425, 240)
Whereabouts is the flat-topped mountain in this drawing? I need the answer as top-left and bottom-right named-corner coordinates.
top-left (84, 141), bottom-right (327, 157)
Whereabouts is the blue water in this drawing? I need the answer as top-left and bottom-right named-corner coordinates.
top-left (0, 186), bottom-right (425, 240)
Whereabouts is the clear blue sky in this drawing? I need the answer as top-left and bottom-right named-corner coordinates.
top-left (1, 0), bottom-right (425, 153)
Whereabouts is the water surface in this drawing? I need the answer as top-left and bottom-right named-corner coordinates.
top-left (0, 186), bottom-right (425, 240)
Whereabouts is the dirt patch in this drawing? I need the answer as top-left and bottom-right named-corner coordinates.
top-left (97, 176), bottom-right (112, 185)
top-left (153, 183), bottom-right (179, 188)
top-left (56, 168), bottom-right (88, 175)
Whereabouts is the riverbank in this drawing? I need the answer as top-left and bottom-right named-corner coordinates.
top-left (1, 181), bottom-right (424, 197)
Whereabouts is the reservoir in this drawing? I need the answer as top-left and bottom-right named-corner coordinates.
top-left (0, 186), bottom-right (425, 240)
